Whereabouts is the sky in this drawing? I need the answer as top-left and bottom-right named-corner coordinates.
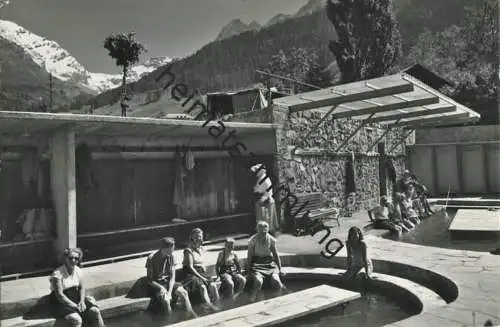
top-left (1, 0), bottom-right (307, 74)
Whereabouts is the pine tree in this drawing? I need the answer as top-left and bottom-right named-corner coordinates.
top-left (326, 0), bottom-right (402, 83)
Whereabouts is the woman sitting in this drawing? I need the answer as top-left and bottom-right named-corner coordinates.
top-left (247, 221), bottom-right (286, 302)
top-left (370, 196), bottom-right (403, 236)
top-left (215, 238), bottom-right (246, 297)
top-left (49, 248), bottom-right (105, 327)
top-left (392, 193), bottom-right (416, 230)
top-left (402, 186), bottom-right (423, 223)
top-left (177, 228), bottom-right (220, 311)
top-left (344, 227), bottom-right (372, 281)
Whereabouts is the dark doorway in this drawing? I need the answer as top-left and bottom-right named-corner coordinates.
top-left (378, 142), bottom-right (387, 197)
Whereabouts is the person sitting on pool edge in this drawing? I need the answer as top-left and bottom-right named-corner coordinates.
top-left (370, 196), bottom-right (403, 236)
top-left (145, 237), bottom-right (196, 318)
top-left (177, 228), bottom-right (220, 311)
top-left (247, 221), bottom-right (288, 302)
top-left (344, 227), bottom-right (373, 282)
top-left (49, 248), bottom-right (105, 327)
top-left (392, 193), bottom-right (418, 230)
top-left (215, 238), bottom-right (246, 298)
top-left (396, 170), bottom-right (433, 216)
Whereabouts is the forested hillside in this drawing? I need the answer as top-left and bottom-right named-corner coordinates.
top-left (88, 0), bottom-right (497, 123)
top-left (88, 9), bottom-right (336, 109)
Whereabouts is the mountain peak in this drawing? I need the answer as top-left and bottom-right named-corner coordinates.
top-left (295, 0), bottom-right (326, 17)
top-left (215, 19), bottom-right (262, 41)
top-left (0, 19), bottom-right (171, 93)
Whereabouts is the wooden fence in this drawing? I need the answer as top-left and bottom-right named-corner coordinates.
top-left (407, 141), bottom-right (500, 196)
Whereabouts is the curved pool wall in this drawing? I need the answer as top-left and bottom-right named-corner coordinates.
top-left (278, 254), bottom-right (459, 304)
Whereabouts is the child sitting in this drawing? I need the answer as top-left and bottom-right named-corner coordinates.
top-left (215, 238), bottom-right (246, 297)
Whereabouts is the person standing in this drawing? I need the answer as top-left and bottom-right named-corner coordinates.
top-left (250, 164), bottom-right (279, 235)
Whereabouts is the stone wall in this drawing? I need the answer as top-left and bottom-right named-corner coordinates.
top-left (415, 125), bottom-right (500, 143)
top-left (272, 104), bottom-right (408, 218)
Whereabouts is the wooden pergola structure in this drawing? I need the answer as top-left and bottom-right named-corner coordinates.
top-left (274, 72), bottom-right (480, 153)
top-left (0, 111), bottom-right (277, 256)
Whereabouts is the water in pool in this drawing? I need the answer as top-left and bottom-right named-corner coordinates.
top-left (105, 280), bottom-right (415, 327)
top-left (384, 209), bottom-right (498, 252)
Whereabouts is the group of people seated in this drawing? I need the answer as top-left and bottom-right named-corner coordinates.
top-left (144, 222), bottom-right (287, 318)
top-left (48, 221), bottom-right (287, 326)
top-left (371, 170), bottom-right (434, 235)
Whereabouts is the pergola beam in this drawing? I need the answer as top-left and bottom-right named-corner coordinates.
top-left (401, 73), bottom-right (480, 119)
top-left (289, 83), bottom-right (414, 113)
top-left (402, 116), bottom-right (480, 130)
top-left (386, 112), bottom-right (470, 128)
top-left (330, 96), bottom-right (439, 119)
top-left (363, 105), bottom-right (456, 124)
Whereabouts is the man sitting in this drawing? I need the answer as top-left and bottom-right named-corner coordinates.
top-left (146, 237), bottom-right (196, 317)
top-left (370, 196), bottom-right (403, 236)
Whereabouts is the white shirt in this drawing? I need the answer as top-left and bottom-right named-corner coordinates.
top-left (50, 265), bottom-right (82, 292)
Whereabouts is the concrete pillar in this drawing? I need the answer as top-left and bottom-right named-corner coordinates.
top-left (50, 127), bottom-right (77, 256)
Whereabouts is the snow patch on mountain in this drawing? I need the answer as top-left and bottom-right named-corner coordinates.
top-left (0, 19), bottom-right (171, 93)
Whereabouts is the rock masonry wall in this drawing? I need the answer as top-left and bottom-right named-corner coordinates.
top-left (272, 104), bottom-right (408, 217)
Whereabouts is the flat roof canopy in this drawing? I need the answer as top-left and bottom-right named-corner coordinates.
top-left (0, 111), bottom-right (277, 156)
top-left (274, 73), bottom-right (480, 128)
top-left (0, 111), bottom-right (276, 140)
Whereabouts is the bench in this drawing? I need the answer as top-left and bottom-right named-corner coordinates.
top-left (287, 193), bottom-right (340, 232)
top-left (1, 295), bottom-right (150, 327)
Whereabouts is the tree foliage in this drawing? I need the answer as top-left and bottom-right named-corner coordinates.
top-left (326, 0), bottom-right (402, 83)
top-left (405, 0), bottom-right (498, 123)
top-left (103, 32), bottom-right (146, 72)
top-left (266, 47), bottom-right (333, 92)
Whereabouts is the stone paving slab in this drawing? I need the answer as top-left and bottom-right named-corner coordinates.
top-left (449, 209), bottom-right (500, 231)
top-left (358, 235), bottom-right (500, 327)
top-left (167, 285), bottom-right (360, 327)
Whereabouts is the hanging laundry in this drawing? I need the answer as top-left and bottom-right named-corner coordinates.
top-left (345, 152), bottom-right (356, 195)
top-left (21, 150), bottom-right (39, 187)
top-left (76, 143), bottom-right (96, 190)
top-left (172, 148), bottom-right (186, 218)
top-left (386, 157), bottom-right (397, 185)
top-left (185, 150), bottom-right (195, 171)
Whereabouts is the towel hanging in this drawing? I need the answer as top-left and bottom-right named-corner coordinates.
top-left (345, 152), bottom-right (356, 194)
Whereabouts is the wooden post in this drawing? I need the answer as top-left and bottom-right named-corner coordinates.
top-left (483, 143), bottom-right (490, 194)
top-left (457, 145), bottom-right (464, 196)
top-left (431, 146), bottom-right (439, 196)
top-left (49, 73), bottom-right (53, 113)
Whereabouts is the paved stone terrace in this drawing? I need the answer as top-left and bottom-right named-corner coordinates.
top-left (2, 210), bottom-right (499, 327)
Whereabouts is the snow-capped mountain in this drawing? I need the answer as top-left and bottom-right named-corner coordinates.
top-left (0, 19), bottom-right (171, 93)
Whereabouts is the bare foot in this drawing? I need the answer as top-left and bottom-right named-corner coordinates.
top-left (209, 303), bottom-right (221, 312)
top-left (185, 310), bottom-right (198, 319)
